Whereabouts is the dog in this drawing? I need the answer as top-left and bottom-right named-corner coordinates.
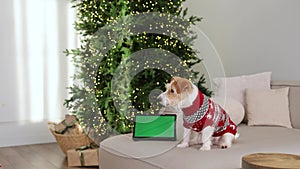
top-left (158, 76), bottom-right (238, 151)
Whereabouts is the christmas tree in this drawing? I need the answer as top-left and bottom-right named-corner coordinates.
top-left (64, 0), bottom-right (212, 143)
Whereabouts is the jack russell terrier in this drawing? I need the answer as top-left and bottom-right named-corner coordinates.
top-left (158, 76), bottom-right (238, 151)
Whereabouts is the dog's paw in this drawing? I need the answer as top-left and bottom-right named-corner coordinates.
top-left (221, 145), bottom-right (228, 149)
top-left (220, 143), bottom-right (231, 149)
top-left (177, 142), bottom-right (189, 148)
top-left (200, 145), bottom-right (211, 151)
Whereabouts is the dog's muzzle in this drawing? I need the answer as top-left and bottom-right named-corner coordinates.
top-left (157, 92), bottom-right (168, 106)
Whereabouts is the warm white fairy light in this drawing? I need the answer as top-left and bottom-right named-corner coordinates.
top-left (67, 0), bottom-right (204, 141)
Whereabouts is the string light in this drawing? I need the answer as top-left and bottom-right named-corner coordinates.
top-left (65, 0), bottom-right (209, 144)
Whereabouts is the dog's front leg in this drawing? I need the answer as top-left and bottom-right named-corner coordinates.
top-left (189, 131), bottom-right (202, 146)
top-left (200, 126), bottom-right (214, 151)
top-left (177, 128), bottom-right (191, 148)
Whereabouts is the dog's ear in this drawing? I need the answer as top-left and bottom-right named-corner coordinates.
top-left (172, 77), bottom-right (193, 94)
top-left (181, 80), bottom-right (193, 94)
top-left (171, 76), bottom-right (180, 82)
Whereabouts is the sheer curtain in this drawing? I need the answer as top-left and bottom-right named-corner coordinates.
top-left (0, 0), bottom-right (78, 146)
top-left (13, 0), bottom-right (77, 122)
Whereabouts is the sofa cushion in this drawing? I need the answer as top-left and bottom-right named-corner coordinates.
top-left (245, 87), bottom-right (292, 128)
top-left (212, 72), bottom-right (271, 122)
top-left (212, 72), bottom-right (271, 107)
top-left (100, 125), bottom-right (300, 169)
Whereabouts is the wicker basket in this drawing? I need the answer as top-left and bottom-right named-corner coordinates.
top-left (48, 122), bottom-right (92, 155)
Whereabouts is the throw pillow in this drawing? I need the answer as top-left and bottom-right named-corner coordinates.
top-left (213, 72), bottom-right (272, 122)
top-left (245, 87), bottom-right (292, 128)
top-left (212, 97), bottom-right (245, 125)
top-left (213, 72), bottom-right (272, 107)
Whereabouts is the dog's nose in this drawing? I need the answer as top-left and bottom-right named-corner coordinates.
top-left (157, 94), bottom-right (165, 106)
top-left (157, 95), bottom-right (163, 102)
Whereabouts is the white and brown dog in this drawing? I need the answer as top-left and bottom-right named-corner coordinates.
top-left (158, 76), bottom-right (238, 151)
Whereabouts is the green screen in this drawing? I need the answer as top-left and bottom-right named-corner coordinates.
top-left (134, 115), bottom-right (176, 139)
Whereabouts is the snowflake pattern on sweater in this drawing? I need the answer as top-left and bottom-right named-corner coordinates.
top-left (182, 90), bottom-right (237, 137)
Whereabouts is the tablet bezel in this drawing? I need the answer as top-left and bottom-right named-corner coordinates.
top-left (132, 114), bottom-right (177, 141)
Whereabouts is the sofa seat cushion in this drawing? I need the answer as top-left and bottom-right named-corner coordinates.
top-left (100, 124), bottom-right (300, 169)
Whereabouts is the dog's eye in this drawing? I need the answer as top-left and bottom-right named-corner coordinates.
top-left (170, 89), bottom-right (174, 93)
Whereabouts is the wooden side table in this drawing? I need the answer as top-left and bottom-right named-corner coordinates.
top-left (242, 153), bottom-right (300, 169)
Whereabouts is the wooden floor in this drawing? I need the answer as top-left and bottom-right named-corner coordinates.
top-left (0, 143), bottom-right (99, 169)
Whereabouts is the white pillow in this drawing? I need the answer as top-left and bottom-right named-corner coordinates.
top-left (213, 72), bottom-right (271, 122)
top-left (245, 87), bottom-right (292, 128)
top-left (212, 97), bottom-right (245, 125)
top-left (213, 72), bottom-right (271, 107)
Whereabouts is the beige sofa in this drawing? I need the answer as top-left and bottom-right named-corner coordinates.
top-left (99, 81), bottom-right (300, 169)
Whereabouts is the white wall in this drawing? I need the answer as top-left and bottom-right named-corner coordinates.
top-left (0, 0), bottom-right (77, 147)
top-left (185, 0), bottom-right (300, 80)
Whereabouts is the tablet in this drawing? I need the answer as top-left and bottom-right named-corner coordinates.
top-left (133, 114), bottom-right (177, 141)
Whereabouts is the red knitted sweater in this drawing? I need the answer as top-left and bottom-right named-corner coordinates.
top-left (182, 90), bottom-right (237, 137)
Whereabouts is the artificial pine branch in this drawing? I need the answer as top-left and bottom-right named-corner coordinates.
top-left (64, 0), bottom-right (212, 143)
